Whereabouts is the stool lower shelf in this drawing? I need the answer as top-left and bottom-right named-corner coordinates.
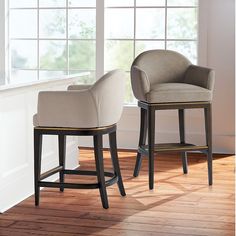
top-left (139, 143), bottom-right (208, 155)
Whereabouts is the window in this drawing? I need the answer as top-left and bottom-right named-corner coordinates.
top-left (6, 0), bottom-right (198, 104)
top-left (8, 0), bottom-right (96, 84)
top-left (105, 0), bottom-right (198, 104)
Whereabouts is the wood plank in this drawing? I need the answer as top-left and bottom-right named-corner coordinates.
top-left (8, 206), bottom-right (235, 224)
top-left (2, 212), bottom-right (234, 231)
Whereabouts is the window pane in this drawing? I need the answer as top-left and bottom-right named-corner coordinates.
top-left (167, 41), bottom-right (197, 64)
top-left (10, 70), bottom-right (38, 84)
top-left (69, 40), bottom-right (95, 70)
top-left (135, 41), bottom-right (165, 56)
top-left (105, 9), bottom-right (134, 39)
top-left (167, 0), bottom-right (198, 6)
top-left (136, 9), bottom-right (165, 39)
top-left (9, 0), bottom-right (37, 8)
top-left (68, 9), bottom-right (96, 39)
top-left (69, 0), bottom-right (96, 7)
top-left (10, 10), bottom-right (37, 38)
top-left (136, 0), bottom-right (165, 6)
top-left (105, 0), bottom-right (134, 7)
top-left (105, 40), bottom-right (134, 71)
top-left (11, 40), bottom-right (37, 69)
top-left (167, 8), bottom-right (197, 39)
top-left (39, 0), bottom-right (66, 7)
top-left (39, 70), bottom-right (66, 80)
top-left (40, 40), bottom-right (67, 70)
top-left (39, 10), bottom-right (66, 38)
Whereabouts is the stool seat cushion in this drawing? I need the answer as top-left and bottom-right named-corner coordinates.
top-left (146, 83), bottom-right (212, 103)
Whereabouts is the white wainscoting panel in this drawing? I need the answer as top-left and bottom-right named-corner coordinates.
top-left (0, 77), bottom-right (82, 213)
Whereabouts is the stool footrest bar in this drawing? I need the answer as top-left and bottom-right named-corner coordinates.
top-left (39, 181), bottom-right (99, 189)
top-left (62, 169), bottom-right (114, 178)
top-left (39, 170), bottom-right (118, 189)
top-left (40, 166), bottom-right (63, 180)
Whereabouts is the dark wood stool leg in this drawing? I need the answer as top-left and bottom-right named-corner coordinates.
top-left (59, 134), bottom-right (66, 192)
top-left (34, 129), bottom-right (42, 206)
top-left (134, 108), bottom-right (147, 177)
top-left (178, 109), bottom-right (188, 174)
top-left (94, 134), bottom-right (109, 209)
top-left (204, 104), bottom-right (213, 185)
top-left (109, 131), bottom-right (126, 196)
top-left (148, 106), bottom-right (155, 190)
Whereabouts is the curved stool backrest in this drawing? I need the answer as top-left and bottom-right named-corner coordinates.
top-left (131, 49), bottom-right (191, 85)
top-left (90, 69), bottom-right (126, 127)
top-left (35, 70), bottom-right (126, 128)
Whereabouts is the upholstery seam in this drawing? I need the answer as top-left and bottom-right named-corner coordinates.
top-left (89, 89), bottom-right (99, 127)
top-left (135, 66), bottom-right (150, 93)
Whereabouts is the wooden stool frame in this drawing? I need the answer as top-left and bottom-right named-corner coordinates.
top-left (133, 101), bottom-right (213, 189)
top-left (34, 124), bottom-right (126, 209)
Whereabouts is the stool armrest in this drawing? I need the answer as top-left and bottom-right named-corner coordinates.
top-left (67, 84), bottom-right (92, 90)
top-left (184, 65), bottom-right (215, 91)
top-left (131, 65), bottom-right (151, 101)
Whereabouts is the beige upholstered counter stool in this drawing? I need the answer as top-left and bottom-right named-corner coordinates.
top-left (33, 70), bottom-right (126, 209)
top-left (131, 50), bottom-right (215, 189)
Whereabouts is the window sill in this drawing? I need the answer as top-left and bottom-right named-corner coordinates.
top-left (0, 72), bottom-right (89, 93)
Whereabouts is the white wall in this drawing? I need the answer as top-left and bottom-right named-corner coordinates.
top-left (0, 77), bottom-right (81, 213)
top-left (78, 1), bottom-right (235, 154)
top-left (206, 0), bottom-right (235, 153)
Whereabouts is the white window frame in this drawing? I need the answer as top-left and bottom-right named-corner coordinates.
top-left (96, 0), bottom-right (105, 79)
top-left (198, 0), bottom-right (208, 66)
top-left (0, 0), bottom-right (207, 88)
top-left (0, 0), bottom-right (9, 85)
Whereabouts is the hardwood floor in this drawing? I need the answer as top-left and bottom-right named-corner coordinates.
top-left (0, 149), bottom-right (234, 236)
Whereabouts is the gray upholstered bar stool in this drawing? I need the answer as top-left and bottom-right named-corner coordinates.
top-left (131, 50), bottom-right (215, 189)
top-left (33, 70), bottom-right (126, 209)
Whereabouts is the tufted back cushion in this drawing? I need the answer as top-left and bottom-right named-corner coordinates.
top-left (132, 50), bottom-right (191, 85)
